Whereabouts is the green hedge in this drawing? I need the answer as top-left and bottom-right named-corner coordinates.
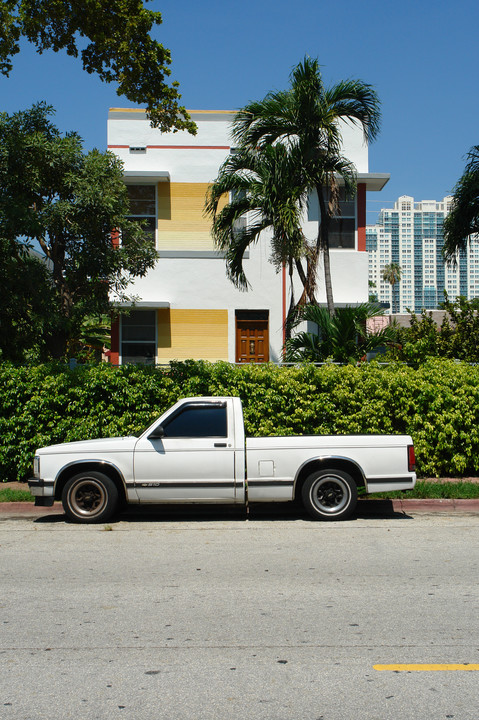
top-left (1, 358), bottom-right (479, 482)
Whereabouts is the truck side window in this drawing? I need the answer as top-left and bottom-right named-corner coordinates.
top-left (162, 405), bottom-right (227, 438)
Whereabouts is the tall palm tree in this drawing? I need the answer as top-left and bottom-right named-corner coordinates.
top-left (381, 262), bottom-right (402, 312)
top-left (381, 262), bottom-right (402, 286)
top-left (205, 143), bottom-right (316, 337)
top-left (443, 145), bottom-right (479, 263)
top-left (231, 57), bottom-right (381, 313)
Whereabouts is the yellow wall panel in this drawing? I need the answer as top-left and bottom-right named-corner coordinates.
top-left (157, 183), bottom-right (227, 252)
top-left (157, 231), bottom-right (214, 251)
top-left (157, 309), bottom-right (228, 362)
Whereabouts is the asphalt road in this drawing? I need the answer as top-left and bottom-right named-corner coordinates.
top-left (1, 512), bottom-right (479, 720)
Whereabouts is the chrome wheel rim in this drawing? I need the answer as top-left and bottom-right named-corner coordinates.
top-left (311, 476), bottom-right (350, 515)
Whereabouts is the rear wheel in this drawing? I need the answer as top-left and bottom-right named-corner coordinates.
top-left (62, 471), bottom-right (118, 524)
top-left (302, 469), bottom-right (357, 521)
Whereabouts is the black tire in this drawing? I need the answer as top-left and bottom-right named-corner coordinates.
top-left (302, 469), bottom-right (357, 521)
top-left (62, 471), bottom-right (119, 524)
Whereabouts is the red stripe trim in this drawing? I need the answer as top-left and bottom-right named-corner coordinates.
top-left (110, 317), bottom-right (120, 365)
top-left (149, 145), bottom-right (230, 150)
top-left (107, 144), bottom-right (230, 150)
top-left (357, 183), bottom-right (366, 251)
top-left (111, 228), bottom-right (120, 248)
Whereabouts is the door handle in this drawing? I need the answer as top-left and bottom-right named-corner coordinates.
top-left (214, 442), bottom-right (227, 447)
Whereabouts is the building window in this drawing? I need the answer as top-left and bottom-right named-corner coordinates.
top-left (126, 185), bottom-right (156, 245)
top-left (307, 186), bottom-right (356, 249)
top-left (328, 217), bottom-right (355, 249)
top-left (329, 187), bottom-right (355, 248)
top-left (121, 310), bottom-right (157, 364)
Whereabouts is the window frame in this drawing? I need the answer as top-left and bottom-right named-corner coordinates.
top-left (307, 186), bottom-right (358, 250)
top-left (156, 402), bottom-right (228, 439)
top-left (125, 182), bottom-right (157, 248)
top-left (120, 310), bottom-right (157, 365)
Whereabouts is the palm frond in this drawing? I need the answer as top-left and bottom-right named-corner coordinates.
top-left (324, 80), bottom-right (381, 143)
top-left (284, 330), bottom-right (323, 363)
top-left (223, 220), bottom-right (270, 289)
top-left (231, 93), bottom-right (296, 147)
top-left (285, 302), bottom-right (392, 363)
top-left (443, 149), bottom-right (479, 263)
top-left (208, 56), bottom-right (381, 316)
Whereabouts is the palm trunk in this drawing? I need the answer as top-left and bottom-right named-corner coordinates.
top-left (316, 185), bottom-right (334, 313)
top-left (294, 257), bottom-right (316, 304)
top-left (322, 246), bottom-right (334, 314)
top-left (285, 260), bottom-right (295, 343)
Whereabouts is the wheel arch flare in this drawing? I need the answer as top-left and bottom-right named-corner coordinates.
top-left (54, 460), bottom-right (128, 503)
top-left (293, 456), bottom-right (366, 501)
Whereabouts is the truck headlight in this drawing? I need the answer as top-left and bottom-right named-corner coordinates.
top-left (33, 456), bottom-right (40, 478)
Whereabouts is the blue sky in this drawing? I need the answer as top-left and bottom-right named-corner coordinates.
top-left (1, 0), bottom-right (478, 223)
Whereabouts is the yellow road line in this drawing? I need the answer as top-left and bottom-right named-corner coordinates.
top-left (374, 664), bottom-right (479, 672)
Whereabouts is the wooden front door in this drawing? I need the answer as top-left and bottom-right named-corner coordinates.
top-left (236, 314), bottom-right (269, 363)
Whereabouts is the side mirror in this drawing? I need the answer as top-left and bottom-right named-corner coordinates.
top-left (148, 424), bottom-right (165, 440)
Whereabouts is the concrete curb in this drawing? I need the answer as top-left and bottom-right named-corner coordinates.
top-left (0, 502), bottom-right (63, 517)
top-left (360, 498), bottom-right (479, 515)
top-left (1, 498), bottom-right (479, 520)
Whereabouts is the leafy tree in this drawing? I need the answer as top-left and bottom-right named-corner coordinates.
top-left (385, 309), bottom-right (442, 365)
top-left (385, 294), bottom-right (479, 365)
top-left (231, 57), bottom-right (381, 312)
top-left (0, 240), bottom-right (56, 361)
top-left (284, 302), bottom-right (395, 364)
top-left (0, 103), bottom-right (158, 359)
top-left (443, 146), bottom-right (479, 262)
top-left (439, 294), bottom-right (479, 361)
top-left (0, 0), bottom-right (195, 134)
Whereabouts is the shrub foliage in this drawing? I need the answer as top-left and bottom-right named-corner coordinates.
top-left (1, 358), bottom-right (479, 482)
top-left (387, 295), bottom-right (479, 365)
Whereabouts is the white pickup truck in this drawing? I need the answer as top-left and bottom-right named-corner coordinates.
top-left (29, 396), bottom-right (416, 523)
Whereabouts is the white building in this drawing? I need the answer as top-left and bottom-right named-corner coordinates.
top-left (107, 108), bottom-right (389, 364)
top-left (367, 195), bottom-right (479, 314)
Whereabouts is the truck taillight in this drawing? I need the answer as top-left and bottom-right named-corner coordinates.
top-left (408, 445), bottom-right (416, 472)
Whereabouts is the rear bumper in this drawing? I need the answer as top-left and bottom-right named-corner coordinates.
top-left (366, 473), bottom-right (417, 493)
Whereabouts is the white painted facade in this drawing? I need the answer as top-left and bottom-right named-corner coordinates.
top-left (107, 109), bottom-right (388, 363)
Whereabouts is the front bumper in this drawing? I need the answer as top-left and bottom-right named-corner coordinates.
top-left (28, 478), bottom-right (55, 506)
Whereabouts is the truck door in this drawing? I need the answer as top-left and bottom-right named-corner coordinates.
top-left (133, 401), bottom-right (238, 502)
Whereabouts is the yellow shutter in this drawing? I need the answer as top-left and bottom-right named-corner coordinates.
top-left (157, 183), bottom-right (227, 252)
top-left (157, 309), bottom-right (228, 362)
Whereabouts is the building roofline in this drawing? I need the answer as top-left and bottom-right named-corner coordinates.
top-left (357, 173), bottom-right (390, 191)
top-left (108, 108), bottom-right (235, 117)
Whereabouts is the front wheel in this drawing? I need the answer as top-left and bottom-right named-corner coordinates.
top-left (62, 471), bottom-right (118, 524)
top-left (302, 469), bottom-right (357, 521)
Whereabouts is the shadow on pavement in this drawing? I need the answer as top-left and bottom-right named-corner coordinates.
top-left (33, 499), bottom-right (413, 524)
top-left (357, 499), bottom-right (413, 520)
